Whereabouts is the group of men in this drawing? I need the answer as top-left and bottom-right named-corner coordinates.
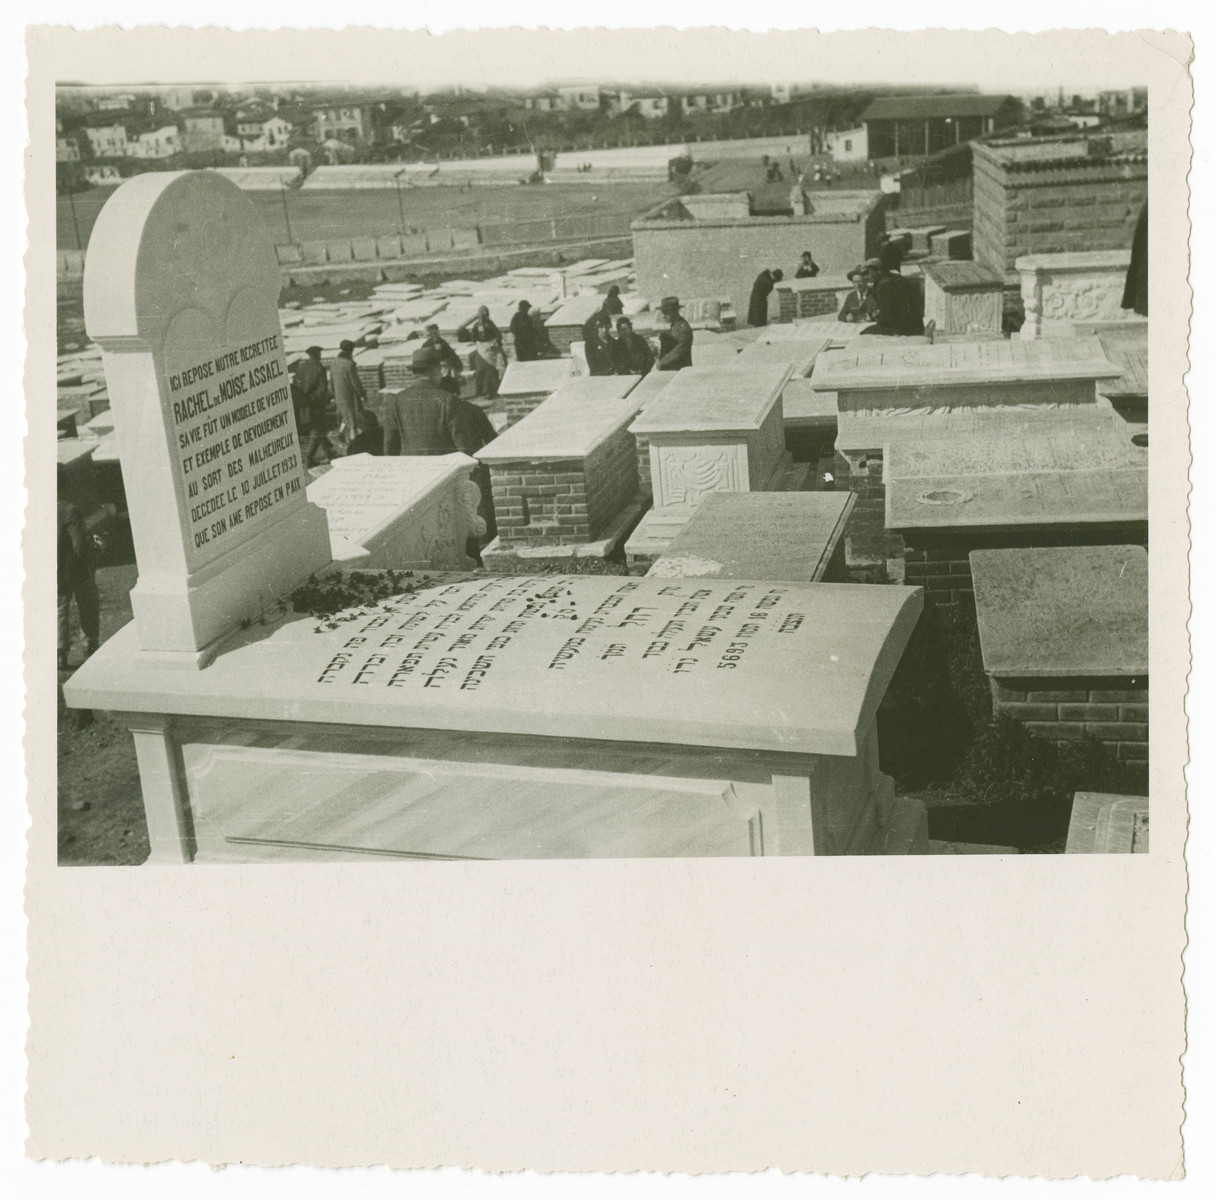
top-left (746, 242), bottom-right (924, 335)
top-left (581, 288), bottom-right (693, 377)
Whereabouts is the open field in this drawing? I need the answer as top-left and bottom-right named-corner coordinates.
top-left (58, 179), bottom-right (674, 251)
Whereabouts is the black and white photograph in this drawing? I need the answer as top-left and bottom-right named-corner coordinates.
top-left (17, 15), bottom-right (1193, 1183)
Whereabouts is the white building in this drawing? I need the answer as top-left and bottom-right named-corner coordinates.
top-left (825, 126), bottom-right (868, 162)
top-left (617, 91), bottom-right (670, 119)
top-left (556, 85), bottom-right (601, 111)
top-left (130, 125), bottom-right (181, 159)
top-left (56, 136), bottom-right (81, 163)
top-left (237, 115), bottom-right (293, 152)
top-left (84, 124), bottom-right (130, 158)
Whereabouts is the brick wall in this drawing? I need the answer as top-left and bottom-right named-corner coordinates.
top-left (991, 677), bottom-right (1148, 764)
top-left (635, 432), bottom-right (652, 499)
top-left (903, 523), bottom-right (1149, 605)
top-left (888, 202), bottom-right (973, 233)
top-left (775, 286), bottom-right (842, 321)
top-left (833, 449), bottom-right (902, 567)
top-left (488, 426), bottom-right (638, 549)
top-left (502, 391), bottom-right (551, 427)
top-left (972, 148), bottom-right (1148, 276)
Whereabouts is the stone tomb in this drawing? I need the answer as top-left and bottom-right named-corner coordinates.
top-left (64, 574), bottom-right (927, 861)
top-left (648, 492), bottom-right (856, 584)
top-left (1066, 792), bottom-right (1150, 854)
top-left (305, 453), bottom-right (485, 570)
top-left (475, 374), bottom-right (642, 557)
top-left (1095, 327), bottom-right (1148, 427)
top-left (735, 334), bottom-right (832, 378)
top-left (813, 337), bottom-right (1122, 567)
top-left (496, 357), bottom-right (577, 426)
top-left (921, 261), bottom-right (1005, 335)
top-left (625, 365), bottom-right (796, 563)
top-left (83, 170), bottom-right (331, 663)
top-left (772, 273), bottom-right (854, 321)
top-left (970, 545), bottom-right (1148, 766)
top-left (623, 368), bottom-right (677, 500)
top-left (1016, 249), bottom-right (1137, 340)
top-left (886, 416), bottom-right (1148, 603)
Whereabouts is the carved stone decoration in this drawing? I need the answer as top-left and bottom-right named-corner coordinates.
top-left (656, 445), bottom-right (748, 509)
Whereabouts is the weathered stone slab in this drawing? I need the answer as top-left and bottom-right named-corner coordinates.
top-left (1067, 792), bottom-right (1150, 853)
top-left (736, 335), bottom-right (832, 377)
top-left (306, 453), bottom-right (483, 569)
top-left (781, 379), bottom-right (839, 431)
top-left (497, 357), bottom-right (579, 425)
top-left (922, 261), bottom-right (1004, 335)
top-left (648, 492), bottom-right (856, 583)
top-left (1017, 249), bottom-right (1138, 339)
top-left (970, 545), bottom-right (1148, 678)
top-left (82, 170), bottom-right (331, 661)
top-left (65, 573), bottom-right (925, 860)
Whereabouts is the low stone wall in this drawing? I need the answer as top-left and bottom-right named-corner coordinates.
top-left (773, 275), bottom-right (853, 322)
top-left (991, 677), bottom-right (1148, 765)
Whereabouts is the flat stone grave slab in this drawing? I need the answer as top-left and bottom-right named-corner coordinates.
top-left (305, 452), bottom-right (483, 570)
top-left (885, 423), bottom-right (1148, 533)
top-left (1066, 792), bottom-right (1150, 854)
top-left (922, 260), bottom-right (1004, 335)
top-left (496, 357), bottom-right (578, 425)
top-left (781, 379), bottom-right (839, 431)
top-left (65, 573), bottom-right (926, 861)
top-left (736, 335), bottom-right (832, 377)
top-left (1096, 328), bottom-right (1148, 425)
top-left (971, 544), bottom-right (1148, 679)
top-left (648, 492), bottom-right (856, 583)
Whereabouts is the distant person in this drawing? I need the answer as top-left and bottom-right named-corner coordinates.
top-left (861, 242), bottom-right (924, 336)
top-left (343, 410), bottom-right (384, 457)
top-left (57, 486), bottom-right (99, 670)
top-left (603, 284), bottom-right (624, 317)
top-left (382, 347), bottom-right (498, 458)
top-left (837, 262), bottom-right (880, 324)
top-left (610, 317), bottom-right (654, 376)
top-left (582, 312), bottom-right (615, 376)
top-left (422, 323), bottom-right (463, 394)
top-left (795, 249), bottom-right (820, 279)
top-left (510, 300), bottom-right (539, 362)
top-left (529, 305), bottom-right (558, 358)
top-left (290, 345), bottom-right (338, 466)
top-left (656, 296), bottom-right (693, 371)
top-left (1122, 200), bottom-right (1148, 316)
top-left (330, 340), bottom-right (368, 451)
top-left (459, 307), bottom-right (506, 399)
top-left (747, 267), bottom-right (783, 327)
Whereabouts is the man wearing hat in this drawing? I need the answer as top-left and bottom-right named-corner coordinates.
top-left (290, 344), bottom-right (337, 467)
top-left (330, 339), bottom-right (368, 450)
top-left (861, 242), bottom-right (925, 337)
top-left (837, 261), bottom-right (880, 324)
top-left (747, 267), bottom-right (783, 327)
top-left (382, 347), bottom-right (500, 560)
top-left (655, 296), bottom-right (693, 371)
top-left (422, 323), bottom-right (464, 395)
top-left (510, 299), bottom-right (539, 363)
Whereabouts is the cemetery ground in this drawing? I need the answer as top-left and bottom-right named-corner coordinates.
top-left (57, 549), bottom-right (1147, 864)
top-left (57, 180), bottom-right (674, 252)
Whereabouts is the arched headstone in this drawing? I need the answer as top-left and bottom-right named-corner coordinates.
top-left (85, 170), bottom-right (331, 663)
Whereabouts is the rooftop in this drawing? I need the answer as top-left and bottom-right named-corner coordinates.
top-left (860, 94), bottom-right (1019, 121)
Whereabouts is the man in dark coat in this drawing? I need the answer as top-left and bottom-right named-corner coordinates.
top-left (795, 250), bottom-right (820, 279)
top-left (603, 284), bottom-right (624, 316)
top-left (290, 345), bottom-right (337, 466)
top-left (582, 312), bottom-right (616, 376)
top-left (837, 262), bottom-right (880, 324)
top-left (861, 243), bottom-right (924, 336)
top-left (1122, 201), bottom-right (1148, 316)
top-left (610, 316), bottom-right (654, 376)
top-left (747, 267), bottom-right (783, 327)
top-left (510, 300), bottom-right (539, 362)
top-left (656, 296), bottom-right (693, 370)
top-left (57, 491), bottom-right (99, 670)
top-left (422, 323), bottom-right (463, 395)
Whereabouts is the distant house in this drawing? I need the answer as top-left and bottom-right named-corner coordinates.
top-left (311, 103), bottom-right (373, 144)
top-left (1098, 88), bottom-right (1148, 118)
top-left (83, 123), bottom-right (130, 158)
top-left (860, 94), bottom-right (1023, 159)
top-left (825, 126), bottom-right (868, 162)
top-left (556, 85), bottom-right (601, 111)
top-left (616, 90), bottom-right (670, 119)
top-left (158, 87), bottom-right (197, 111)
top-left (681, 89), bottom-right (740, 115)
top-left (770, 83), bottom-right (814, 105)
top-left (521, 91), bottom-right (565, 114)
top-left (56, 135), bottom-right (81, 163)
top-left (95, 92), bottom-right (137, 112)
top-left (129, 125), bottom-right (180, 159)
top-left (181, 111), bottom-right (228, 153)
top-left (236, 110), bottom-right (293, 152)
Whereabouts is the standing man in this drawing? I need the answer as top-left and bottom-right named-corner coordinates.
top-left (656, 296), bottom-right (693, 371)
top-left (290, 344), bottom-right (338, 467)
top-left (330, 339), bottom-right (368, 450)
top-left (603, 284), bottom-right (624, 316)
top-left (747, 267), bottom-right (783, 327)
top-left (422, 323), bottom-right (463, 395)
top-left (381, 347), bottom-right (500, 560)
top-left (610, 316), bottom-right (654, 376)
top-left (510, 300), bottom-right (539, 362)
